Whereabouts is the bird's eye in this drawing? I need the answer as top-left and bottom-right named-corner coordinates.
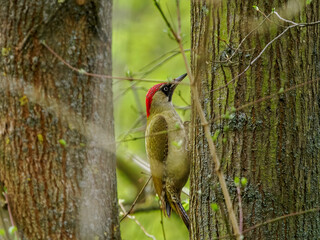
top-left (163, 86), bottom-right (169, 92)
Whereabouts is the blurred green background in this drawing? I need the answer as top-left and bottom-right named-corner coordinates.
top-left (113, 0), bottom-right (191, 239)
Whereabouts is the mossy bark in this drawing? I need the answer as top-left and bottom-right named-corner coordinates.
top-left (190, 0), bottom-right (320, 239)
top-left (0, 1), bottom-right (120, 239)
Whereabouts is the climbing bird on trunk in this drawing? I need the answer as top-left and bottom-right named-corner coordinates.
top-left (145, 73), bottom-right (190, 229)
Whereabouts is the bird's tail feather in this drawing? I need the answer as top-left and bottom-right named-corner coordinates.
top-left (174, 201), bottom-right (190, 230)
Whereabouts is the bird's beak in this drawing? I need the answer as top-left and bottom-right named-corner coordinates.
top-left (173, 73), bottom-right (187, 84)
top-left (167, 73), bottom-right (187, 102)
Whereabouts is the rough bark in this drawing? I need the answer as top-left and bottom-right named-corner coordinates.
top-left (190, 0), bottom-right (320, 239)
top-left (0, 0), bottom-right (120, 239)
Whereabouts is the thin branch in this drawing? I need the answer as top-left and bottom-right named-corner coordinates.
top-left (212, 9), bottom-right (320, 93)
top-left (212, 77), bottom-right (320, 123)
top-left (153, 0), bottom-right (179, 42)
top-left (159, 204), bottom-right (167, 240)
top-left (216, 207), bottom-right (320, 239)
top-left (120, 176), bottom-right (152, 222)
top-left (119, 200), bottom-right (156, 240)
top-left (236, 186), bottom-right (243, 235)
top-left (274, 11), bottom-right (320, 26)
top-left (4, 193), bottom-right (19, 240)
top-left (217, 13), bottom-right (272, 64)
top-left (41, 42), bottom-right (168, 84)
top-left (243, 207), bottom-right (320, 234)
top-left (212, 25), bottom-right (292, 93)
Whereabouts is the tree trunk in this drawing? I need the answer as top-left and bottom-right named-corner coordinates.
top-left (190, 0), bottom-right (320, 239)
top-left (0, 1), bottom-right (120, 239)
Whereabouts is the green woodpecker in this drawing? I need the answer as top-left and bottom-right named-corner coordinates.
top-left (145, 73), bottom-right (190, 229)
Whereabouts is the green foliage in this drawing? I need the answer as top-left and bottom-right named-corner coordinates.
top-left (172, 140), bottom-right (183, 148)
top-left (182, 199), bottom-right (189, 211)
top-left (58, 139), bottom-right (67, 147)
top-left (241, 177), bottom-right (248, 187)
top-left (19, 96), bottom-right (28, 106)
top-left (78, 68), bottom-right (86, 75)
top-left (1, 47), bottom-right (10, 56)
top-left (306, 0), bottom-right (312, 4)
top-left (234, 176), bottom-right (240, 187)
top-left (212, 129), bottom-right (220, 142)
top-left (211, 203), bottom-right (219, 212)
top-left (278, 87), bottom-right (284, 94)
top-left (235, 177), bottom-right (248, 187)
top-left (37, 134), bottom-right (44, 143)
top-left (0, 228), bottom-right (5, 236)
top-left (8, 226), bottom-right (17, 235)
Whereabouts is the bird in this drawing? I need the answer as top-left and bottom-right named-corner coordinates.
top-left (145, 73), bottom-right (190, 229)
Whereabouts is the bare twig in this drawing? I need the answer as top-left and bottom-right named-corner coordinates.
top-left (218, 13), bottom-right (272, 63)
top-left (274, 11), bottom-right (320, 26)
top-left (120, 176), bottom-right (152, 222)
top-left (4, 193), bottom-right (19, 240)
top-left (211, 78), bottom-right (320, 124)
top-left (212, 25), bottom-right (292, 93)
top-left (41, 42), bottom-right (168, 84)
top-left (159, 204), bottom-right (167, 240)
top-left (236, 186), bottom-right (243, 234)
top-left (153, 0), bottom-right (179, 42)
top-left (119, 200), bottom-right (156, 240)
top-left (243, 207), bottom-right (320, 234)
top-left (216, 207), bottom-right (320, 239)
top-left (212, 9), bottom-right (320, 93)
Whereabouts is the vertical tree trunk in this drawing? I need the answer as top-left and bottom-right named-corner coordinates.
top-left (0, 1), bottom-right (120, 239)
top-left (190, 0), bottom-right (320, 239)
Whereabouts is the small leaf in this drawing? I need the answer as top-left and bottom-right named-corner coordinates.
top-left (234, 177), bottom-right (240, 187)
top-left (8, 226), bottom-right (17, 235)
top-left (202, 6), bottom-right (209, 15)
top-left (155, 194), bottom-right (159, 201)
top-left (1, 47), bottom-right (11, 56)
top-left (222, 111), bottom-right (230, 120)
top-left (59, 139), bottom-right (67, 147)
top-left (126, 70), bottom-right (133, 78)
top-left (223, 125), bottom-right (230, 132)
top-left (78, 68), bottom-right (86, 75)
top-left (182, 199), bottom-right (189, 211)
top-left (211, 129), bottom-right (220, 142)
top-left (241, 177), bottom-right (248, 187)
top-left (222, 137), bottom-right (227, 143)
top-left (230, 107), bottom-right (236, 113)
top-left (306, 0), bottom-right (312, 4)
top-left (278, 87), bottom-right (284, 94)
top-left (253, 5), bottom-right (259, 11)
top-left (37, 134), bottom-right (44, 142)
top-left (0, 228), bottom-right (5, 236)
top-left (272, 7), bottom-right (276, 13)
top-left (80, 143), bottom-right (86, 147)
top-left (172, 140), bottom-right (183, 149)
top-left (19, 95), bottom-right (28, 106)
top-left (175, 122), bottom-right (181, 130)
top-left (6, 138), bottom-right (10, 145)
top-left (211, 203), bottom-right (219, 212)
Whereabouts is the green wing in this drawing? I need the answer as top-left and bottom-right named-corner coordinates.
top-left (146, 115), bottom-right (168, 210)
